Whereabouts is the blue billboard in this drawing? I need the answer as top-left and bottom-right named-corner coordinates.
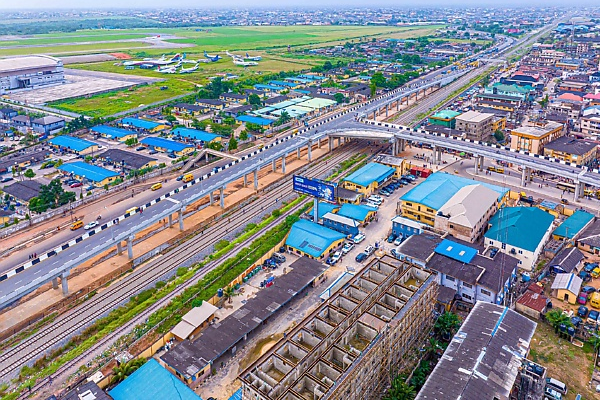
top-left (293, 175), bottom-right (336, 202)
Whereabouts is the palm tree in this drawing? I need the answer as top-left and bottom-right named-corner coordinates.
top-left (223, 286), bottom-right (237, 304)
top-left (425, 337), bottom-right (441, 359)
top-left (434, 312), bottom-right (461, 340)
top-left (384, 375), bottom-right (416, 400)
top-left (545, 309), bottom-right (572, 332)
top-left (111, 358), bottom-right (146, 384)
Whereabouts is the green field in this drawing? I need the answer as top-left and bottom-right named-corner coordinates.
top-left (0, 41), bottom-right (150, 57)
top-left (0, 34), bottom-right (151, 47)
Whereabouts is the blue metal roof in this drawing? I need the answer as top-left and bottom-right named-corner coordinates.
top-left (254, 84), bottom-right (284, 91)
top-left (49, 135), bottom-right (97, 152)
top-left (337, 204), bottom-right (377, 222)
top-left (343, 162), bottom-right (394, 187)
top-left (434, 239), bottom-right (477, 264)
top-left (59, 161), bottom-right (119, 183)
top-left (485, 207), bottom-right (555, 252)
top-left (237, 115), bottom-right (274, 126)
top-left (110, 359), bottom-right (202, 400)
top-left (553, 210), bottom-right (594, 239)
top-left (91, 125), bottom-right (137, 139)
top-left (285, 220), bottom-right (345, 258)
top-left (307, 201), bottom-right (340, 220)
top-left (121, 117), bottom-right (161, 130)
top-left (401, 172), bottom-right (508, 210)
top-left (269, 80), bottom-right (299, 87)
top-left (172, 127), bottom-right (220, 142)
top-left (228, 388), bottom-right (242, 400)
top-left (140, 137), bottom-right (193, 152)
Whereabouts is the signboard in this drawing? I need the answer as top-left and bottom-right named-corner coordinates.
top-left (293, 175), bottom-right (336, 202)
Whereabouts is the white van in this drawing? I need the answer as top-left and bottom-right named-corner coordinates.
top-left (545, 378), bottom-right (567, 395)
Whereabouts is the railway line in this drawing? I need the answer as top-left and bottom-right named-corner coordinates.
top-left (0, 141), bottom-right (361, 388)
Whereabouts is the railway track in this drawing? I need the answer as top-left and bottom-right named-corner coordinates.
top-left (0, 142), bottom-right (361, 387)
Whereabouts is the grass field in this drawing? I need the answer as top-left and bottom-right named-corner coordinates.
top-left (0, 42), bottom-right (150, 57)
top-left (0, 34), bottom-right (151, 47)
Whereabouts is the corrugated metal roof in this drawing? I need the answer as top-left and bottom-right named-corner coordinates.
top-left (49, 135), bottom-right (97, 152)
top-left (434, 239), bottom-right (477, 264)
top-left (553, 210), bottom-right (594, 239)
top-left (343, 162), bottom-right (394, 187)
top-left (140, 137), bottom-right (193, 152)
top-left (485, 207), bottom-right (554, 252)
top-left (285, 220), bottom-right (345, 258)
top-left (337, 204), bottom-right (377, 222)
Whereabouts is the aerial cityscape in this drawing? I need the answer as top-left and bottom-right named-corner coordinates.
top-left (0, 4), bottom-right (599, 400)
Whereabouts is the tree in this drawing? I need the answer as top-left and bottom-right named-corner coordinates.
top-left (248, 94), bottom-right (262, 107)
top-left (246, 122), bottom-right (264, 134)
top-left (111, 358), bottom-right (146, 385)
top-left (384, 375), bottom-right (416, 400)
top-left (545, 309), bottom-right (572, 332)
top-left (239, 130), bottom-right (249, 141)
top-left (435, 312), bottom-right (461, 340)
top-left (276, 110), bottom-right (292, 126)
top-left (223, 286), bottom-right (237, 304)
top-left (124, 137), bottom-right (138, 147)
top-left (371, 72), bottom-right (386, 88)
top-left (228, 137), bottom-right (238, 152)
top-left (28, 179), bottom-right (76, 213)
top-left (165, 115), bottom-right (177, 124)
top-left (323, 60), bottom-right (333, 71)
top-left (425, 337), bottom-right (441, 359)
top-left (588, 335), bottom-right (600, 352)
top-left (539, 94), bottom-right (549, 108)
top-left (370, 82), bottom-right (377, 98)
top-left (24, 169), bottom-right (35, 180)
top-left (481, 74), bottom-right (490, 87)
top-left (334, 93), bottom-right (346, 104)
top-left (207, 141), bottom-right (224, 152)
top-left (494, 130), bottom-right (505, 142)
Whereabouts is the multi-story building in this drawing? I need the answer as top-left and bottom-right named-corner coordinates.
top-left (581, 115), bottom-right (600, 137)
top-left (454, 111), bottom-right (494, 141)
top-left (543, 136), bottom-right (597, 166)
top-left (240, 256), bottom-right (437, 400)
top-left (510, 120), bottom-right (564, 154)
top-left (428, 109), bottom-right (460, 128)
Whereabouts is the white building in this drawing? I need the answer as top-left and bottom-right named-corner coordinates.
top-left (0, 55), bottom-right (64, 93)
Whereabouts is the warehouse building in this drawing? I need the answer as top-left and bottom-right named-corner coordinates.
top-left (49, 135), bottom-right (99, 156)
top-left (552, 210), bottom-right (594, 240)
top-left (240, 256), bottom-right (437, 400)
top-left (59, 161), bottom-right (120, 186)
top-left (336, 203), bottom-right (377, 225)
top-left (96, 149), bottom-right (158, 171)
top-left (91, 125), bottom-right (137, 142)
top-left (322, 212), bottom-right (360, 236)
top-left (341, 162), bottom-right (394, 196)
top-left (172, 127), bottom-right (221, 144)
top-left (140, 137), bottom-right (194, 157)
top-left (285, 219), bottom-right (345, 259)
top-left (0, 55), bottom-right (64, 92)
top-left (120, 117), bottom-right (167, 133)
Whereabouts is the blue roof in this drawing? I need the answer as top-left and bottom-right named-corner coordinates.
top-left (140, 137), bottom-right (193, 152)
top-left (49, 135), bottom-right (97, 152)
top-left (484, 207), bottom-right (555, 252)
top-left (434, 239), bottom-right (477, 263)
top-left (121, 117), bottom-right (161, 130)
top-left (553, 210), bottom-right (594, 239)
top-left (91, 125), bottom-right (136, 139)
top-left (59, 161), bottom-right (119, 183)
top-left (308, 201), bottom-right (340, 220)
top-left (236, 115), bottom-right (274, 126)
top-left (337, 204), bottom-right (377, 222)
top-left (228, 388), bottom-right (242, 400)
top-left (254, 84), bottom-right (284, 91)
top-left (343, 162), bottom-right (394, 187)
top-left (285, 220), bottom-right (345, 258)
top-left (109, 359), bottom-right (202, 400)
top-left (172, 127), bottom-right (220, 142)
top-left (269, 80), bottom-right (299, 87)
top-left (401, 172), bottom-right (508, 210)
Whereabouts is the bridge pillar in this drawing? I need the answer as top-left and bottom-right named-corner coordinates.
top-left (297, 147), bottom-right (301, 159)
top-left (399, 139), bottom-right (405, 153)
top-left (307, 141), bottom-right (312, 162)
top-left (396, 99), bottom-right (400, 111)
top-left (338, 137), bottom-right (342, 147)
top-left (317, 138), bottom-right (321, 148)
top-left (313, 198), bottom-right (319, 224)
top-left (127, 236), bottom-right (134, 259)
top-left (209, 192), bottom-right (214, 206)
top-left (206, 152), bottom-right (209, 163)
top-left (254, 168), bottom-right (259, 190)
top-left (178, 209), bottom-right (184, 231)
top-left (272, 159), bottom-right (277, 172)
top-left (61, 271), bottom-right (70, 295)
top-left (220, 187), bottom-right (225, 208)
top-left (329, 138), bottom-right (333, 152)
top-left (575, 182), bottom-right (583, 200)
top-left (281, 155), bottom-right (286, 174)
top-left (521, 167), bottom-right (527, 186)
top-left (479, 156), bottom-right (484, 169)
top-left (168, 214), bottom-right (173, 228)
top-left (474, 155), bottom-right (479, 175)
top-left (385, 104), bottom-right (389, 117)
top-left (117, 241), bottom-right (123, 255)
top-left (52, 277), bottom-right (59, 290)
top-left (243, 174), bottom-right (248, 187)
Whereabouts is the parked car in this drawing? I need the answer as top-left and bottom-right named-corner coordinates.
top-left (364, 245), bottom-right (375, 256)
top-left (168, 153), bottom-right (177, 159)
top-left (543, 387), bottom-right (562, 400)
top-left (387, 233), bottom-right (397, 243)
top-left (584, 263), bottom-right (598, 273)
top-left (393, 236), bottom-right (403, 246)
top-left (369, 195), bottom-right (383, 202)
top-left (355, 252), bottom-right (368, 263)
top-left (342, 242), bottom-right (354, 255)
top-left (571, 316), bottom-right (582, 327)
top-left (577, 306), bottom-right (589, 318)
top-left (135, 146), bottom-right (145, 151)
top-left (329, 251), bottom-right (342, 265)
top-left (272, 253), bottom-right (286, 263)
top-left (84, 221), bottom-right (98, 230)
top-left (0, 177), bottom-right (13, 183)
top-left (149, 149), bottom-right (158, 155)
top-left (587, 310), bottom-right (599, 325)
top-left (578, 271), bottom-right (592, 282)
top-left (582, 286), bottom-right (597, 294)
top-left (352, 233), bottom-right (366, 244)
top-left (592, 267), bottom-right (600, 278)
top-left (577, 292), bottom-right (588, 305)
top-left (545, 377), bottom-right (568, 395)
top-left (70, 182), bottom-right (83, 188)
top-left (391, 248), bottom-right (400, 259)
top-left (365, 201), bottom-right (379, 209)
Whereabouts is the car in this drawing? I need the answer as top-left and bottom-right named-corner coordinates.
top-left (149, 150), bottom-right (158, 155)
top-left (380, 190), bottom-right (391, 197)
top-left (168, 153), bottom-right (177, 159)
top-left (578, 271), bottom-right (592, 282)
top-left (70, 182), bottom-right (83, 188)
top-left (85, 185), bottom-right (96, 191)
top-left (367, 197), bottom-right (382, 205)
top-left (272, 253), bottom-right (286, 263)
top-left (587, 310), bottom-right (599, 324)
top-left (578, 306), bottom-right (589, 318)
top-left (581, 286), bottom-right (596, 294)
top-left (365, 202), bottom-right (379, 209)
top-left (352, 233), bottom-right (365, 244)
top-left (592, 267), bottom-right (600, 278)
top-left (571, 316), bottom-right (582, 327)
top-left (135, 146), bottom-right (145, 151)
top-left (176, 175), bottom-right (184, 181)
top-left (355, 252), bottom-right (368, 263)
top-left (391, 248), bottom-right (400, 259)
top-left (84, 221), bottom-right (98, 230)
top-left (393, 236), bottom-right (403, 246)
top-left (543, 386), bottom-right (562, 400)
top-left (329, 251), bottom-right (342, 265)
top-left (369, 195), bottom-right (383, 202)
top-left (584, 263), bottom-right (598, 273)
top-left (387, 233), bottom-right (397, 243)
top-left (562, 309), bottom-right (574, 318)
top-left (0, 177), bottom-right (13, 183)
top-left (364, 245), bottom-right (375, 256)
top-left (342, 242), bottom-right (354, 255)
top-left (577, 292), bottom-right (588, 305)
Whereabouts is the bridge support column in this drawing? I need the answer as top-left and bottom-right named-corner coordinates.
top-left (117, 241), bottom-right (123, 255)
top-left (385, 104), bottom-right (389, 117)
top-left (399, 139), bottom-right (405, 153)
top-left (254, 168), bottom-right (259, 190)
top-left (297, 148), bottom-right (301, 159)
top-left (209, 192), bottom-right (214, 206)
top-left (329, 138), bottom-right (333, 152)
top-left (575, 182), bottom-right (583, 200)
top-left (127, 236), bottom-right (134, 259)
top-left (205, 152), bottom-right (209, 163)
top-left (272, 159), bottom-right (277, 172)
top-left (178, 209), bottom-right (184, 231)
top-left (313, 198), bottom-right (319, 224)
top-left (317, 138), bottom-right (321, 148)
top-left (281, 155), bottom-right (286, 174)
top-left (307, 141), bottom-right (312, 162)
top-left (474, 156), bottom-right (479, 175)
top-left (521, 167), bottom-right (527, 186)
top-left (220, 187), bottom-right (225, 208)
top-left (337, 137), bottom-right (342, 147)
top-left (168, 214), bottom-right (173, 228)
top-left (478, 156), bottom-right (484, 170)
top-left (61, 271), bottom-right (69, 295)
top-left (243, 174), bottom-right (247, 187)
top-left (52, 277), bottom-right (59, 290)
top-left (396, 100), bottom-right (400, 111)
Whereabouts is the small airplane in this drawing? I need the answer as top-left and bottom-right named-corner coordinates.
top-left (225, 50), bottom-right (238, 58)
top-left (179, 63), bottom-right (199, 74)
top-left (124, 53), bottom-right (181, 67)
top-left (203, 51), bottom-right (221, 62)
top-left (233, 58), bottom-right (258, 67)
top-left (156, 66), bottom-right (177, 74)
top-left (245, 52), bottom-right (262, 61)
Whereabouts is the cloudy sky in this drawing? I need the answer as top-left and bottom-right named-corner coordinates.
top-left (0, 0), bottom-right (594, 9)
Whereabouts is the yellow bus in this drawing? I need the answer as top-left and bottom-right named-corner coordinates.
top-left (151, 183), bottom-right (163, 191)
top-left (182, 174), bottom-right (194, 183)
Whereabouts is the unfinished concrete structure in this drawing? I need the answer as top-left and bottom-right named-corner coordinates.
top-left (239, 256), bottom-right (437, 400)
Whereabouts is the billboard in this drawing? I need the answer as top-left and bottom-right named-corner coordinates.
top-left (293, 175), bottom-right (336, 202)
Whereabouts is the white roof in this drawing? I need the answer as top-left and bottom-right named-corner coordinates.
top-left (456, 110), bottom-right (494, 123)
top-left (171, 301), bottom-right (218, 340)
top-left (0, 55), bottom-right (60, 74)
top-left (323, 212), bottom-right (359, 227)
top-left (392, 215), bottom-right (425, 230)
top-left (437, 185), bottom-right (499, 228)
top-left (551, 273), bottom-right (582, 294)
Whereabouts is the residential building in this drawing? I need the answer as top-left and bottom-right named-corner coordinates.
top-left (3, 180), bottom-right (42, 204)
top-left (391, 216), bottom-right (425, 240)
top-left (341, 162), bottom-right (394, 196)
top-left (121, 117), bottom-right (167, 133)
top-left (484, 207), bottom-right (555, 271)
top-left (551, 273), bottom-right (582, 304)
top-left (0, 108), bottom-right (17, 120)
top-left (484, 83), bottom-right (532, 101)
top-left (173, 103), bottom-right (206, 117)
top-left (510, 121), bottom-right (564, 154)
top-left (434, 184), bottom-right (500, 243)
top-left (240, 256), bottom-right (437, 400)
top-left (428, 109), bottom-right (460, 128)
top-left (516, 283), bottom-right (549, 320)
top-left (322, 212), bottom-right (360, 236)
top-left (454, 111), bottom-right (494, 141)
top-left (400, 172), bottom-right (507, 226)
top-left (475, 93), bottom-right (522, 115)
top-left (90, 125), bottom-right (137, 142)
top-left (415, 302), bottom-right (537, 400)
top-left (576, 218), bottom-right (600, 255)
top-left (547, 247), bottom-right (584, 275)
top-left (30, 116), bottom-right (64, 135)
top-left (139, 137), bottom-right (194, 156)
top-left (552, 210), bottom-right (595, 240)
top-left (195, 98), bottom-right (226, 111)
top-left (543, 136), bottom-right (597, 166)
top-left (172, 127), bottom-right (221, 144)
top-left (581, 115), bottom-right (600, 136)
top-left (285, 220), bottom-right (345, 259)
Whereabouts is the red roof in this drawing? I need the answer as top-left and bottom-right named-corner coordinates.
top-left (557, 93), bottom-right (583, 102)
top-left (517, 290), bottom-right (548, 313)
top-left (527, 282), bottom-right (544, 294)
top-left (584, 93), bottom-right (600, 100)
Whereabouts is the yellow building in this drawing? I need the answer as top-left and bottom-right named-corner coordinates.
top-left (542, 136), bottom-right (597, 166)
top-left (510, 121), bottom-right (564, 154)
top-left (285, 220), bottom-right (346, 260)
top-left (341, 162), bottom-right (395, 196)
top-left (374, 154), bottom-right (407, 178)
top-left (551, 273), bottom-right (582, 305)
top-left (492, 116), bottom-right (507, 132)
top-left (196, 99), bottom-right (226, 111)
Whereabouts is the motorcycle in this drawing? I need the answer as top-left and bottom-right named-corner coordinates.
top-left (97, 215), bottom-right (102, 220)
